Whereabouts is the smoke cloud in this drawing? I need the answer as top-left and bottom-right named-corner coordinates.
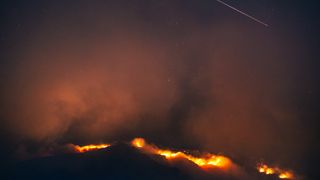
top-left (0, 1), bottom-right (314, 173)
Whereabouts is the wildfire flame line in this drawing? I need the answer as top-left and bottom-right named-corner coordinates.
top-left (131, 138), bottom-right (232, 169)
top-left (70, 138), bottom-right (296, 179)
top-left (73, 143), bottom-right (110, 153)
top-left (257, 163), bottom-right (294, 179)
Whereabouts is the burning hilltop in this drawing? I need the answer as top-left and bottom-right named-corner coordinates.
top-left (59, 137), bottom-right (297, 180)
top-left (129, 138), bottom-right (296, 179)
top-left (257, 163), bottom-right (294, 179)
top-left (73, 144), bottom-right (111, 153)
top-left (131, 138), bottom-right (234, 170)
top-left (10, 142), bottom-right (187, 180)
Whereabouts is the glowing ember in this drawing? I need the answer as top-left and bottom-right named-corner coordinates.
top-left (257, 163), bottom-right (294, 179)
top-left (131, 137), bottom-right (145, 148)
top-left (131, 137), bottom-right (232, 169)
top-left (73, 144), bottom-right (110, 153)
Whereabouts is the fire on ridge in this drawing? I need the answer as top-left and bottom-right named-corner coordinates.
top-left (257, 163), bottom-right (294, 179)
top-left (73, 144), bottom-right (111, 153)
top-left (131, 138), bottom-right (296, 179)
top-left (131, 137), bottom-right (232, 169)
top-left (71, 137), bottom-right (295, 179)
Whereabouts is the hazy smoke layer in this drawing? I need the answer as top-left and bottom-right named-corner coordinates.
top-left (0, 1), bottom-right (311, 169)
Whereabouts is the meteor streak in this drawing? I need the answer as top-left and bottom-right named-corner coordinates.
top-left (215, 0), bottom-right (269, 27)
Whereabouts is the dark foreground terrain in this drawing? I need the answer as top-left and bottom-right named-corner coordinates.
top-left (5, 143), bottom-right (287, 180)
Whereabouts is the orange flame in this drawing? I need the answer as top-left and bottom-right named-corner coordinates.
top-left (257, 163), bottom-right (294, 179)
top-left (131, 137), bottom-right (232, 169)
top-left (70, 138), bottom-right (297, 179)
top-left (131, 138), bottom-right (145, 148)
top-left (73, 143), bottom-right (110, 153)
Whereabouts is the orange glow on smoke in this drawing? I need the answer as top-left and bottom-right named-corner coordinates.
top-left (257, 163), bottom-right (294, 179)
top-left (131, 137), bottom-right (232, 169)
top-left (74, 144), bottom-right (110, 153)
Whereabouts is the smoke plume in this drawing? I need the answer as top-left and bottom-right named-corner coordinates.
top-left (0, 1), bottom-right (313, 174)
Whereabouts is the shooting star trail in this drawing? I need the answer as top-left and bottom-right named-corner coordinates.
top-left (215, 0), bottom-right (269, 27)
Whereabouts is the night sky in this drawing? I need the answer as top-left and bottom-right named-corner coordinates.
top-left (0, 0), bottom-right (319, 179)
